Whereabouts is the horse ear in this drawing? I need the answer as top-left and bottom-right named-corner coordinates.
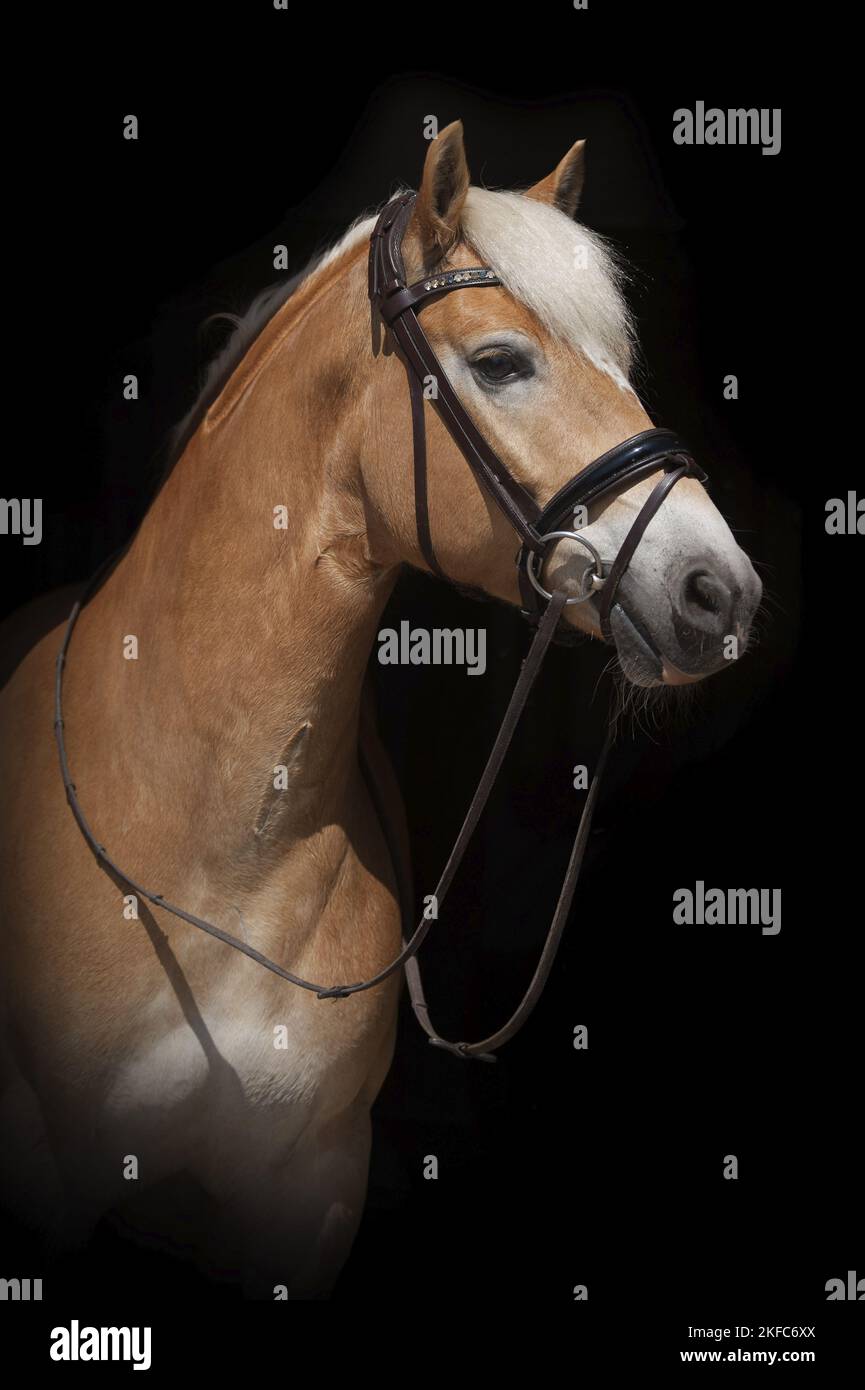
top-left (524, 139), bottom-right (586, 218)
top-left (413, 121), bottom-right (471, 264)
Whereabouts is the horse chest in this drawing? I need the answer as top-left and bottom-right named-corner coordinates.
top-left (105, 989), bottom-right (376, 1131)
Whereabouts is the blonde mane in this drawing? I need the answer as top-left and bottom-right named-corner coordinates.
top-left (165, 184), bottom-right (635, 474)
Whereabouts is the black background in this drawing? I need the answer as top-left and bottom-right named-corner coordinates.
top-left (2, 0), bottom-right (861, 1370)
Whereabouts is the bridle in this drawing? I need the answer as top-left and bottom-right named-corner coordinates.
top-left (368, 191), bottom-right (706, 640)
top-left (54, 190), bottom-right (708, 1063)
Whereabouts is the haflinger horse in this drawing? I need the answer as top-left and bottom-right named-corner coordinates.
top-left (0, 123), bottom-right (761, 1297)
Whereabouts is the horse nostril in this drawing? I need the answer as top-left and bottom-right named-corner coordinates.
top-left (685, 571), bottom-right (725, 618)
top-left (673, 566), bottom-right (734, 648)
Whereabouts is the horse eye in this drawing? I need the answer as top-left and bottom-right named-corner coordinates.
top-left (471, 348), bottom-right (530, 385)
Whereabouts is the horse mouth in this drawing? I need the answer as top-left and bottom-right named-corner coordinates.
top-left (607, 603), bottom-right (664, 687)
top-left (607, 603), bottom-right (709, 688)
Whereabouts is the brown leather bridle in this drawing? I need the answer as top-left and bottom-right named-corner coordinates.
top-left (54, 191), bottom-right (710, 1063)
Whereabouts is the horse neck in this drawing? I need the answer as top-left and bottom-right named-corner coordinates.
top-left (75, 240), bottom-right (394, 861)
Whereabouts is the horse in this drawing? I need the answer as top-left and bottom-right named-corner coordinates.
top-left (0, 122), bottom-right (761, 1297)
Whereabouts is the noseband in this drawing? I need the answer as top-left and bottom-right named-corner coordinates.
top-left (368, 191), bottom-right (706, 640)
top-left (54, 191), bottom-right (710, 1064)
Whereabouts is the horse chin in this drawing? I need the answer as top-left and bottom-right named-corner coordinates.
top-left (608, 604), bottom-right (710, 689)
top-left (607, 604), bottom-right (664, 688)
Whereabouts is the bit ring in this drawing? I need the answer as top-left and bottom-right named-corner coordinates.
top-left (526, 531), bottom-right (604, 605)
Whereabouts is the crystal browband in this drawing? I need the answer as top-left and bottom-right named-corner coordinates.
top-left (421, 267), bottom-right (499, 290)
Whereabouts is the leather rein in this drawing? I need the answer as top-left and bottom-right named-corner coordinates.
top-left (54, 191), bottom-right (707, 1062)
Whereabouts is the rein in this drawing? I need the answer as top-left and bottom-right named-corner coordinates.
top-left (54, 191), bottom-right (708, 1061)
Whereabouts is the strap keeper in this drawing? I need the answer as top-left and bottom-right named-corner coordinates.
top-left (428, 1037), bottom-right (497, 1063)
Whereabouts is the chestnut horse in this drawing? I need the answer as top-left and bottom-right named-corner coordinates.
top-left (0, 124), bottom-right (760, 1296)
